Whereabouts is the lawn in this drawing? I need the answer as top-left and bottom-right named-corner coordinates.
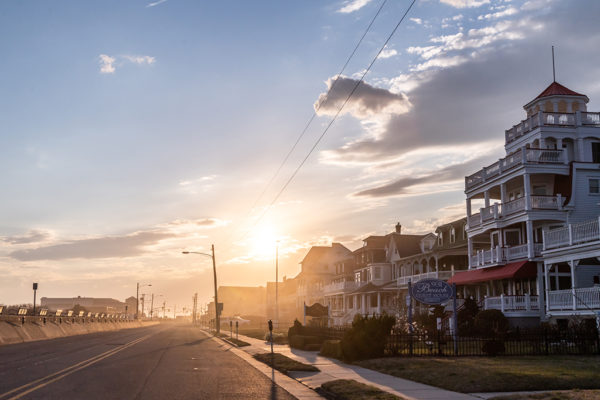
top-left (491, 390), bottom-right (600, 400)
top-left (318, 379), bottom-right (400, 400)
top-left (239, 329), bottom-right (288, 344)
top-left (253, 352), bottom-right (319, 374)
top-left (356, 356), bottom-right (600, 393)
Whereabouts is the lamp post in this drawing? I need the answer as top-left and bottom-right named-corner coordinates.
top-left (151, 294), bottom-right (163, 320)
top-left (275, 241), bottom-right (279, 327)
top-left (32, 283), bottom-right (38, 316)
top-left (183, 244), bottom-right (220, 334)
top-left (136, 282), bottom-right (152, 320)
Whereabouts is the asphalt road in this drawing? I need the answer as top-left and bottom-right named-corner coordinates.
top-left (0, 323), bottom-right (297, 400)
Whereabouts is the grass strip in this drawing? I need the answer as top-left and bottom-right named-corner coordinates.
top-left (227, 337), bottom-right (250, 347)
top-left (318, 379), bottom-right (400, 400)
top-left (491, 389), bottom-right (600, 400)
top-left (253, 352), bottom-right (319, 374)
top-left (356, 356), bottom-right (600, 393)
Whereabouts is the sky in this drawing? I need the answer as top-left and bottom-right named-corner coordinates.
top-left (1, 0), bottom-right (600, 311)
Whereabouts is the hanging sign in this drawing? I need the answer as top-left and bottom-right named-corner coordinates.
top-left (410, 279), bottom-right (453, 305)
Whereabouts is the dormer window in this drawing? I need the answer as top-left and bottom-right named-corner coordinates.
top-left (438, 233), bottom-right (443, 246)
top-left (450, 227), bottom-right (456, 243)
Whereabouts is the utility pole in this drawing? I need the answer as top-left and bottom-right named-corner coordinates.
top-left (136, 283), bottom-right (139, 320)
top-left (275, 241), bottom-right (279, 326)
top-left (150, 294), bottom-right (154, 321)
top-left (192, 293), bottom-right (198, 325)
top-left (212, 244), bottom-right (220, 334)
top-left (162, 301), bottom-right (166, 319)
top-left (173, 304), bottom-right (176, 319)
top-left (141, 295), bottom-right (145, 319)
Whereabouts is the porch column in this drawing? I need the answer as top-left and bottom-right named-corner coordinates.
top-left (524, 173), bottom-right (531, 211)
top-left (468, 238), bottom-right (473, 269)
top-left (466, 198), bottom-right (472, 219)
top-left (536, 262), bottom-right (545, 317)
top-left (484, 191), bottom-right (490, 208)
top-left (362, 294), bottom-right (366, 314)
top-left (576, 137), bottom-right (585, 162)
top-left (570, 260), bottom-right (577, 311)
top-left (377, 292), bottom-right (381, 315)
top-left (526, 220), bottom-right (534, 259)
top-left (544, 263), bottom-right (551, 314)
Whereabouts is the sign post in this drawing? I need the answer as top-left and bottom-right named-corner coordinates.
top-left (236, 321), bottom-right (239, 340)
top-left (32, 283), bottom-right (38, 316)
top-left (452, 283), bottom-right (458, 356)
top-left (268, 319), bottom-right (274, 354)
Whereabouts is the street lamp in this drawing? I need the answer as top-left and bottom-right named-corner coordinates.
top-left (136, 282), bottom-right (152, 320)
top-left (182, 244), bottom-right (220, 334)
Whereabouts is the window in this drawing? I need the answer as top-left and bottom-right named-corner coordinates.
top-left (589, 178), bottom-right (600, 194)
top-left (373, 267), bottom-right (381, 280)
top-left (532, 184), bottom-right (547, 196)
top-left (450, 227), bottom-right (456, 243)
top-left (592, 142), bottom-right (600, 163)
top-left (504, 229), bottom-right (521, 246)
top-left (438, 233), bottom-right (443, 246)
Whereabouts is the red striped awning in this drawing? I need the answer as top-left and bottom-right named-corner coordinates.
top-left (447, 261), bottom-right (537, 285)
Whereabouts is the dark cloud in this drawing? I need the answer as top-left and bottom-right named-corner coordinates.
top-left (324, 1), bottom-right (600, 163)
top-left (353, 157), bottom-right (489, 198)
top-left (1, 230), bottom-right (51, 245)
top-left (314, 75), bottom-right (411, 119)
top-left (9, 231), bottom-right (174, 261)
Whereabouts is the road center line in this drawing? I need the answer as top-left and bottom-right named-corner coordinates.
top-left (0, 333), bottom-right (153, 400)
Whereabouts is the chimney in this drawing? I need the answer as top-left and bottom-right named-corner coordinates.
top-left (395, 223), bottom-right (402, 234)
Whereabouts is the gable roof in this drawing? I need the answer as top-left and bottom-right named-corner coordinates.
top-left (391, 234), bottom-right (426, 257)
top-left (534, 81), bottom-right (586, 100)
top-left (300, 243), bottom-right (351, 265)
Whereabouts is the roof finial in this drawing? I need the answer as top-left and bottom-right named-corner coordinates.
top-left (552, 45), bottom-right (556, 82)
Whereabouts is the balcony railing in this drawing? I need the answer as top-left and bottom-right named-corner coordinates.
top-left (468, 195), bottom-right (565, 229)
top-left (484, 294), bottom-right (539, 313)
top-left (323, 281), bottom-right (357, 294)
top-left (396, 270), bottom-right (453, 286)
top-left (548, 287), bottom-right (600, 311)
top-left (466, 148), bottom-right (566, 190)
top-left (543, 217), bottom-right (600, 250)
top-left (471, 243), bottom-right (544, 267)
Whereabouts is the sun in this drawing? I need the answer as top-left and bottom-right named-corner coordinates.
top-left (247, 226), bottom-right (279, 259)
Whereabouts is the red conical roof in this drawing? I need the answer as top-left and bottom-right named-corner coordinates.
top-left (535, 81), bottom-right (586, 100)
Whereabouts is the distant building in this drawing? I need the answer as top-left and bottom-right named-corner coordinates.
top-left (40, 296), bottom-right (127, 313)
top-left (216, 286), bottom-right (267, 317)
top-left (266, 276), bottom-right (300, 324)
top-left (125, 296), bottom-right (137, 315)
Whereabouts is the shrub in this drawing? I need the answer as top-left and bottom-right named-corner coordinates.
top-left (289, 335), bottom-right (321, 350)
top-left (474, 309), bottom-right (509, 336)
top-left (458, 297), bottom-right (479, 336)
top-left (341, 314), bottom-right (395, 362)
top-left (288, 319), bottom-right (303, 339)
top-left (320, 340), bottom-right (342, 359)
top-left (304, 343), bottom-right (322, 351)
top-left (481, 339), bottom-right (505, 356)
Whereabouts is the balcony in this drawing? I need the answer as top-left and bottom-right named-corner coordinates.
top-left (484, 294), bottom-right (539, 314)
top-left (323, 281), bottom-right (357, 294)
top-left (468, 195), bottom-right (566, 229)
top-left (466, 148), bottom-right (566, 191)
top-left (505, 111), bottom-right (600, 145)
top-left (548, 287), bottom-right (600, 311)
top-left (470, 243), bottom-right (544, 267)
top-left (397, 270), bottom-right (453, 286)
top-left (543, 218), bottom-right (600, 250)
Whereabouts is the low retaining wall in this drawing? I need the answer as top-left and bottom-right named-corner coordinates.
top-left (0, 317), bottom-right (159, 345)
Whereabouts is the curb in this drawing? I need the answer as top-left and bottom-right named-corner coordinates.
top-left (201, 330), bottom-right (324, 399)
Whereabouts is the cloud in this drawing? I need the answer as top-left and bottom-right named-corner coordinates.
top-left (99, 54), bottom-right (116, 74)
top-left (9, 231), bottom-right (174, 261)
top-left (378, 48), bottom-right (398, 59)
top-left (410, 18), bottom-right (423, 25)
top-left (98, 54), bottom-right (156, 74)
top-left (478, 6), bottom-right (519, 20)
top-left (146, 0), bottom-right (168, 7)
top-left (7, 218), bottom-right (226, 261)
top-left (338, 0), bottom-right (372, 13)
top-left (1, 230), bottom-right (52, 245)
top-left (314, 75), bottom-right (411, 119)
top-left (439, 0), bottom-right (490, 8)
top-left (352, 156), bottom-right (491, 198)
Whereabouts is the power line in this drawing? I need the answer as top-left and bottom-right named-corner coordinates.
top-left (239, 0), bottom-right (389, 238)
top-left (243, 0), bottom-right (418, 238)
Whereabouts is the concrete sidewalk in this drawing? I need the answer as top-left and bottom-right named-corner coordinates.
top-left (231, 332), bottom-right (480, 400)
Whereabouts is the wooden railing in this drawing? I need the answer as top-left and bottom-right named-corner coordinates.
top-left (543, 218), bottom-right (600, 250)
top-left (547, 287), bottom-right (600, 311)
top-left (484, 294), bottom-right (539, 312)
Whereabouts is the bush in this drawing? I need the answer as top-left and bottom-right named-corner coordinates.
top-left (288, 319), bottom-right (303, 339)
top-left (474, 309), bottom-right (509, 336)
top-left (458, 297), bottom-right (479, 336)
top-left (320, 340), bottom-right (342, 359)
top-left (304, 343), bottom-right (322, 351)
top-left (289, 335), bottom-right (321, 350)
top-left (481, 339), bottom-right (505, 356)
top-left (341, 314), bottom-right (395, 362)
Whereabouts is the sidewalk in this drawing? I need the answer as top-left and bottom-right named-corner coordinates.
top-left (230, 332), bottom-right (480, 400)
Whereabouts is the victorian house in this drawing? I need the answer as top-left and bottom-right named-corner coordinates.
top-left (450, 80), bottom-right (600, 326)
